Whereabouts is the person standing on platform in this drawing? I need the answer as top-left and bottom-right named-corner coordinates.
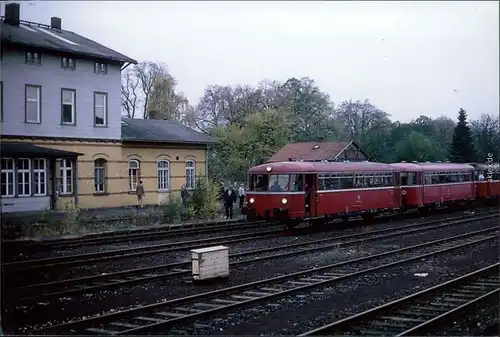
top-left (238, 183), bottom-right (246, 209)
top-left (136, 181), bottom-right (145, 208)
top-left (223, 186), bottom-right (237, 219)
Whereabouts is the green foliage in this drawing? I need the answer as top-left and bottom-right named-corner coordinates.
top-left (394, 131), bottom-right (447, 162)
top-left (188, 177), bottom-right (221, 220)
top-left (159, 194), bottom-right (184, 223)
top-left (450, 108), bottom-right (475, 162)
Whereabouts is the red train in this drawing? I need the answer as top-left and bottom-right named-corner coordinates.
top-left (244, 161), bottom-right (499, 228)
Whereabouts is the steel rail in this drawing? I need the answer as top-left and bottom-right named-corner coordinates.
top-left (29, 227), bottom-right (498, 335)
top-left (12, 213), bottom-right (498, 302)
top-left (299, 263), bottom-right (499, 336)
top-left (2, 229), bottom-right (285, 270)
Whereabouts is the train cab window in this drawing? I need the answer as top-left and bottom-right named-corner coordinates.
top-left (250, 174), bottom-right (269, 191)
top-left (268, 174), bottom-right (288, 192)
top-left (290, 174), bottom-right (304, 191)
top-left (401, 173), bottom-right (408, 186)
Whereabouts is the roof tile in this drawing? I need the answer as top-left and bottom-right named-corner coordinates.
top-left (267, 141), bottom-right (351, 162)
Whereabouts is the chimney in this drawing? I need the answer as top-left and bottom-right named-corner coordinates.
top-left (50, 17), bottom-right (62, 30)
top-left (4, 3), bottom-right (20, 26)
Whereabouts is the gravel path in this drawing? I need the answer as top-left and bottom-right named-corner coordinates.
top-left (167, 239), bottom-right (499, 335)
top-left (4, 217), bottom-right (497, 334)
top-left (9, 211), bottom-right (489, 285)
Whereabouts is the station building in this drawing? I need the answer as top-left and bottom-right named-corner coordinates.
top-left (0, 3), bottom-right (215, 213)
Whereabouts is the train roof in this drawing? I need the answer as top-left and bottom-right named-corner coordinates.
top-left (389, 163), bottom-right (424, 171)
top-left (248, 161), bottom-right (400, 174)
top-left (417, 163), bottom-right (474, 171)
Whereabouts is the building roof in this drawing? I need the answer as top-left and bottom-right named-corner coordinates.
top-left (1, 142), bottom-right (83, 158)
top-left (1, 15), bottom-right (136, 64)
top-left (121, 118), bottom-right (217, 145)
top-left (249, 161), bottom-right (399, 174)
top-left (417, 163), bottom-right (474, 171)
top-left (267, 141), bottom-right (367, 163)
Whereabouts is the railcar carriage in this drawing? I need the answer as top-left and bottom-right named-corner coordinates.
top-left (418, 163), bottom-right (475, 207)
top-left (470, 163), bottom-right (500, 203)
top-left (245, 161), bottom-right (401, 228)
top-left (389, 163), bottom-right (425, 210)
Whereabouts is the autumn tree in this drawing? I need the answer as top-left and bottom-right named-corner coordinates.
top-left (449, 108), bottom-right (475, 162)
top-left (471, 113), bottom-right (500, 161)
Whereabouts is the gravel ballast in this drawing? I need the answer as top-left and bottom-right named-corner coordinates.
top-left (166, 239), bottom-right (499, 335)
top-left (9, 212), bottom-right (493, 285)
top-left (4, 217), bottom-right (497, 334)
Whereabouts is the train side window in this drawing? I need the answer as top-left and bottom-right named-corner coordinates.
top-left (387, 173), bottom-right (394, 186)
top-left (401, 173), bottom-right (408, 186)
top-left (407, 172), bottom-right (417, 185)
top-left (342, 173), bottom-right (354, 189)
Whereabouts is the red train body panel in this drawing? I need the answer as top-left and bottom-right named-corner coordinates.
top-left (245, 161), bottom-right (401, 225)
top-left (245, 160), bottom-right (499, 228)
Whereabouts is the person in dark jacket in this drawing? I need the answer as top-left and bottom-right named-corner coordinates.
top-left (223, 186), bottom-right (237, 219)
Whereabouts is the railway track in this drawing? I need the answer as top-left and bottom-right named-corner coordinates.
top-left (3, 218), bottom-right (266, 251)
top-left (29, 225), bottom-right (498, 335)
top-left (8, 212), bottom-right (498, 303)
top-left (299, 263), bottom-right (499, 336)
top-left (2, 227), bottom-right (284, 270)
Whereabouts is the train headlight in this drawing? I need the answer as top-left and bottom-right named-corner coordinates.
top-left (281, 198), bottom-right (288, 205)
top-left (266, 166), bottom-right (272, 172)
top-left (249, 197), bottom-right (255, 204)
top-left (401, 190), bottom-right (407, 196)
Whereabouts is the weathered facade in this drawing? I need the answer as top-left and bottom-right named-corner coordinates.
top-left (267, 141), bottom-right (370, 163)
top-left (0, 4), bottom-right (214, 213)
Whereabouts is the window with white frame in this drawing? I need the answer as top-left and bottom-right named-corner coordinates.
top-left (17, 158), bottom-right (31, 196)
top-left (62, 89), bottom-right (76, 125)
top-left (157, 160), bottom-right (170, 191)
top-left (185, 160), bottom-right (196, 189)
top-left (1, 158), bottom-right (14, 197)
top-left (61, 57), bottom-right (75, 70)
top-left (94, 92), bottom-right (107, 126)
top-left (26, 85), bottom-right (41, 123)
top-left (129, 160), bottom-right (140, 191)
top-left (26, 51), bottom-right (41, 65)
top-left (94, 62), bottom-right (107, 75)
top-left (94, 159), bottom-right (106, 193)
top-left (59, 159), bottom-right (73, 194)
top-left (33, 158), bottom-right (47, 196)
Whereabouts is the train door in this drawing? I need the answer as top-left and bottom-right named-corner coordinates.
top-left (304, 174), bottom-right (317, 217)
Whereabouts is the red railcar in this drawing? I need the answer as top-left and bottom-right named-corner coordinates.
top-left (470, 163), bottom-right (500, 202)
top-left (390, 162), bottom-right (475, 209)
top-left (246, 161), bottom-right (401, 228)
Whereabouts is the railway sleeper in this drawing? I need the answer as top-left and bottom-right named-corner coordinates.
top-left (441, 292), bottom-right (481, 299)
top-left (110, 322), bottom-right (140, 329)
top-left (174, 307), bottom-right (205, 313)
top-left (436, 297), bottom-right (472, 304)
top-left (396, 310), bottom-right (437, 317)
top-left (86, 328), bottom-right (119, 335)
top-left (259, 287), bottom-right (283, 293)
top-left (209, 298), bottom-right (240, 305)
top-left (380, 316), bottom-right (426, 323)
top-left (193, 302), bottom-right (224, 309)
top-left (155, 312), bottom-right (185, 318)
top-left (370, 321), bottom-right (409, 329)
top-left (243, 291), bottom-right (274, 297)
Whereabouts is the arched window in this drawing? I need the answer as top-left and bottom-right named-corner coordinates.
top-left (157, 160), bottom-right (170, 191)
top-left (128, 160), bottom-right (140, 191)
top-left (185, 160), bottom-right (196, 189)
top-left (59, 159), bottom-right (73, 194)
top-left (94, 159), bottom-right (107, 193)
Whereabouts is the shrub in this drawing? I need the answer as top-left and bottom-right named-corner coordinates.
top-left (159, 193), bottom-right (184, 223)
top-left (188, 177), bottom-right (221, 220)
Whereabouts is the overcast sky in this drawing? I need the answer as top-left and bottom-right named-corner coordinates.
top-left (4, 1), bottom-right (499, 122)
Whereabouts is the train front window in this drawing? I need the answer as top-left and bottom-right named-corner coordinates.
top-left (268, 174), bottom-right (291, 192)
top-left (250, 174), bottom-right (269, 191)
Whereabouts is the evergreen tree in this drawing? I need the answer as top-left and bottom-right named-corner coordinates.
top-left (449, 108), bottom-right (475, 162)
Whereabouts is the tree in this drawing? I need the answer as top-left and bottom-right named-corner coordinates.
top-left (336, 99), bottom-right (390, 140)
top-left (394, 131), bottom-right (447, 162)
top-left (470, 113), bottom-right (500, 161)
top-left (121, 69), bottom-right (141, 118)
top-left (449, 108), bottom-right (475, 162)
